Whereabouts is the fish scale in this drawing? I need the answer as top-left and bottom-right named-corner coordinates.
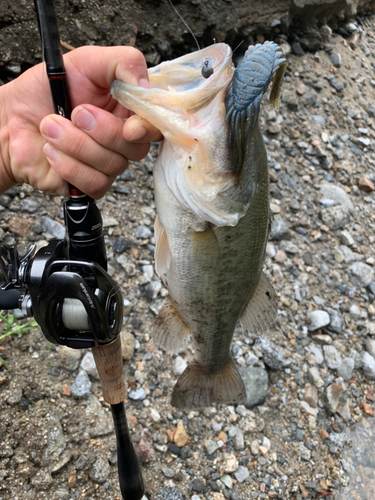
top-left (111, 41), bottom-right (285, 409)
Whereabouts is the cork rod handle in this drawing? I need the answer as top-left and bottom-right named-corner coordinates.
top-left (91, 336), bottom-right (127, 405)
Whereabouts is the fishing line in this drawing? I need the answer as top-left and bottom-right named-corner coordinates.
top-left (166, 0), bottom-right (200, 51)
top-left (202, 40), bottom-right (244, 79)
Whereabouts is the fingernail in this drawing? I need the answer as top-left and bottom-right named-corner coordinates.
top-left (138, 78), bottom-right (151, 89)
top-left (73, 107), bottom-right (97, 131)
top-left (130, 125), bottom-right (147, 142)
top-left (41, 119), bottom-right (62, 139)
top-left (43, 143), bottom-right (59, 162)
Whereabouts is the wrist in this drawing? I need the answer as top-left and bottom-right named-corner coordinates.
top-left (0, 83), bottom-right (16, 194)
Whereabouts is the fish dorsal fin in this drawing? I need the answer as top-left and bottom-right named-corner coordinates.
top-left (153, 297), bottom-right (190, 354)
top-left (240, 271), bottom-right (278, 335)
top-left (225, 41), bottom-right (287, 180)
top-left (154, 215), bottom-right (171, 278)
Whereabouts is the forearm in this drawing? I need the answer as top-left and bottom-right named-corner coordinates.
top-left (0, 83), bottom-right (16, 195)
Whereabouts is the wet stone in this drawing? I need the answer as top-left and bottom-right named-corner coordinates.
top-left (89, 456), bottom-right (110, 483)
top-left (239, 367), bottom-right (268, 407)
top-left (71, 370), bottom-right (91, 398)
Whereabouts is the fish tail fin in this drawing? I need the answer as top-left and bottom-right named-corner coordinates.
top-left (153, 297), bottom-right (190, 354)
top-left (171, 358), bottom-right (246, 409)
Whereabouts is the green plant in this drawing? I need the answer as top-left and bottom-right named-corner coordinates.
top-left (0, 311), bottom-right (38, 369)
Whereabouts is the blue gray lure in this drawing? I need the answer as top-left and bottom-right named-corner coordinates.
top-left (225, 42), bottom-right (287, 180)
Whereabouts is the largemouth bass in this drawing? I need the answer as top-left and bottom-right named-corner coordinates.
top-left (111, 42), bottom-right (286, 409)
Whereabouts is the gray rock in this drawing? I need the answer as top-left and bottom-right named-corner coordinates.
top-left (113, 237), bottom-right (131, 253)
top-left (173, 356), bottom-right (187, 376)
top-left (56, 345), bottom-right (82, 371)
top-left (206, 439), bottom-right (219, 455)
top-left (338, 358), bottom-right (355, 381)
top-left (348, 348), bottom-right (362, 369)
top-left (80, 352), bottom-right (100, 380)
top-left (349, 262), bottom-right (374, 287)
top-left (323, 345), bottom-right (342, 370)
top-left (295, 443), bottom-right (311, 461)
top-left (89, 456), bottom-right (110, 483)
top-left (7, 386), bottom-right (23, 405)
top-left (234, 465), bottom-right (249, 483)
top-left (329, 52), bottom-right (341, 68)
top-left (71, 370), bottom-right (92, 398)
top-left (292, 41), bottom-right (304, 56)
top-left (327, 311), bottom-right (343, 334)
top-left (154, 487), bottom-right (186, 500)
top-left (121, 331), bottom-right (135, 360)
top-left (339, 230), bottom-right (355, 246)
top-left (254, 335), bottom-right (289, 369)
top-left (322, 382), bottom-right (348, 417)
top-left (320, 205), bottom-right (350, 230)
top-left (365, 338), bottom-right (375, 358)
top-left (135, 225), bottom-right (152, 239)
top-left (128, 388), bottom-right (147, 400)
top-left (44, 416), bottom-right (66, 465)
top-left (31, 469), bottom-right (53, 489)
top-left (349, 304), bottom-right (367, 320)
top-left (319, 184), bottom-right (354, 210)
top-left (239, 367), bottom-right (268, 408)
top-left (312, 115), bottom-right (326, 126)
top-left (85, 395), bottom-right (114, 437)
top-left (304, 383), bottom-right (318, 408)
top-left (270, 215), bottom-right (292, 241)
top-left (302, 92), bottom-right (317, 107)
top-left (233, 428), bottom-right (245, 450)
top-left (308, 310), bottom-right (330, 332)
top-left (220, 474), bottom-right (233, 489)
top-left (20, 198), bottom-right (40, 213)
top-left (306, 345), bottom-right (324, 365)
top-left (42, 216), bottom-right (65, 239)
top-left (361, 352), bottom-right (375, 380)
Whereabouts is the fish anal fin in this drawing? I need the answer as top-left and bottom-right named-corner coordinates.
top-left (154, 215), bottom-right (171, 278)
top-left (240, 271), bottom-right (278, 335)
top-left (171, 358), bottom-right (246, 409)
top-left (153, 297), bottom-right (190, 354)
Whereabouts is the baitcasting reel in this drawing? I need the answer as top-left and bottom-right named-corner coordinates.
top-left (0, 194), bottom-right (123, 349)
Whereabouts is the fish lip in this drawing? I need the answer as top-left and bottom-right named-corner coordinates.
top-left (145, 43), bottom-right (233, 94)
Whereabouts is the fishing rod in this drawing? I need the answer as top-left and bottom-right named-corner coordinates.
top-left (0, 1), bottom-right (144, 499)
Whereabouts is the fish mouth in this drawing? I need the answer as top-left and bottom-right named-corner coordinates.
top-left (146, 43), bottom-right (233, 93)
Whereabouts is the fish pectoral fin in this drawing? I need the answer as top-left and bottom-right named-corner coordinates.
top-left (153, 297), bottom-right (190, 354)
top-left (154, 215), bottom-right (171, 278)
top-left (240, 271), bottom-right (278, 335)
top-left (171, 358), bottom-right (246, 409)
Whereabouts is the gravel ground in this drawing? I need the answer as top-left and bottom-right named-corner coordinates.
top-left (1, 15), bottom-right (375, 500)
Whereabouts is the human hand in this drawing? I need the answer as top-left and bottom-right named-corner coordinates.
top-left (1, 46), bottom-right (162, 198)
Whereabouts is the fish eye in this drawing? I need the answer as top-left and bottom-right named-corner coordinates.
top-left (201, 60), bottom-right (214, 79)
